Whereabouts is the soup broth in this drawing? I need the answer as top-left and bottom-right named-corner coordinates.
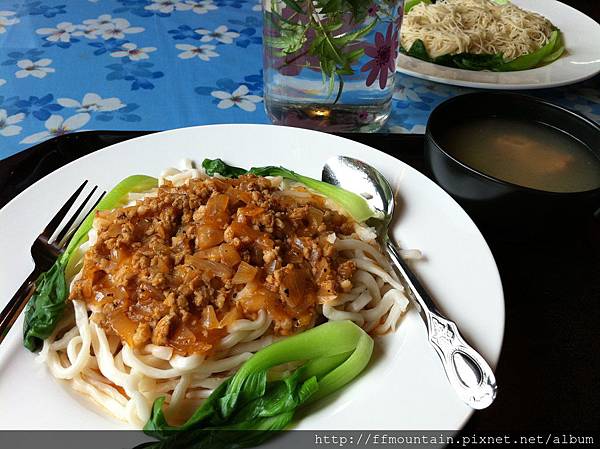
top-left (440, 117), bottom-right (600, 193)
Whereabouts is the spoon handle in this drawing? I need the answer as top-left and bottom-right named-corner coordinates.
top-left (386, 238), bottom-right (498, 409)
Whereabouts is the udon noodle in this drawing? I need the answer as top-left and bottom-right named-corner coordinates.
top-left (37, 161), bottom-right (414, 427)
top-left (400, 0), bottom-right (555, 60)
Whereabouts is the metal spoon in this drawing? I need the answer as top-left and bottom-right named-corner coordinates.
top-left (322, 155), bottom-right (497, 409)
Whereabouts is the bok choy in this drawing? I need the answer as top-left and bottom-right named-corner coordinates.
top-left (143, 320), bottom-right (373, 448)
top-left (23, 175), bottom-right (158, 352)
top-left (202, 159), bottom-right (376, 222)
top-left (401, 29), bottom-right (564, 72)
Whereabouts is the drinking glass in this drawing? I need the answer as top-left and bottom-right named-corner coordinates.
top-left (262, 0), bottom-right (404, 132)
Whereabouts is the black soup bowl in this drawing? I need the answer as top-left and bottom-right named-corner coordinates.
top-left (425, 92), bottom-right (600, 231)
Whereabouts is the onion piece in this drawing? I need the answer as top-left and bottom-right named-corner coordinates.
top-left (219, 307), bottom-right (241, 328)
top-left (108, 310), bottom-right (137, 347)
top-left (202, 305), bottom-right (219, 330)
top-left (195, 225), bottom-right (224, 250)
top-left (205, 193), bottom-right (229, 226)
top-left (220, 243), bottom-right (241, 267)
top-left (237, 205), bottom-right (265, 217)
top-left (232, 261), bottom-right (258, 284)
top-left (186, 255), bottom-right (233, 279)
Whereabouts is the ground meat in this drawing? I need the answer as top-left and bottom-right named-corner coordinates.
top-left (70, 174), bottom-right (358, 355)
top-left (337, 260), bottom-right (357, 281)
top-left (152, 314), bottom-right (174, 346)
top-left (133, 322), bottom-right (151, 347)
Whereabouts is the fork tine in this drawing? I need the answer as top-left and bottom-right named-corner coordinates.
top-left (52, 185), bottom-right (98, 245)
top-left (42, 180), bottom-right (88, 239)
top-left (56, 190), bottom-right (106, 249)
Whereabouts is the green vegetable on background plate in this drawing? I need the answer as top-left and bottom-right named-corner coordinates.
top-left (23, 175), bottom-right (158, 352)
top-left (202, 158), bottom-right (376, 222)
top-left (401, 29), bottom-right (564, 72)
top-left (143, 320), bottom-right (374, 449)
top-left (404, 0), bottom-right (431, 13)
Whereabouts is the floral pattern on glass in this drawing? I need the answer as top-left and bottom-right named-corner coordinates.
top-left (361, 23), bottom-right (398, 89)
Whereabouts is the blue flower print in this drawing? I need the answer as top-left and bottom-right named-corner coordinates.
top-left (242, 71), bottom-right (262, 93)
top-left (235, 28), bottom-right (261, 48)
top-left (228, 18), bottom-right (262, 48)
top-left (1, 94), bottom-right (63, 121)
top-left (105, 60), bottom-right (164, 90)
top-left (113, 0), bottom-right (157, 18)
top-left (213, 0), bottom-right (248, 9)
top-left (14, 1), bottom-right (66, 18)
top-left (228, 16), bottom-right (260, 29)
top-left (96, 103), bottom-right (143, 123)
top-left (0, 96), bottom-right (20, 117)
top-left (88, 39), bottom-right (130, 56)
top-left (168, 25), bottom-right (200, 41)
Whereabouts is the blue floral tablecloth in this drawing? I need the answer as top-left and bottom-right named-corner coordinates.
top-left (0, 0), bottom-right (599, 159)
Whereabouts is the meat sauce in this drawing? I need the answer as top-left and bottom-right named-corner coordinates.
top-left (70, 175), bottom-right (357, 355)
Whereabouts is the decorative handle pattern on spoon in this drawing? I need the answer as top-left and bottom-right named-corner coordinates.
top-left (427, 312), bottom-right (497, 409)
top-left (385, 237), bottom-right (497, 409)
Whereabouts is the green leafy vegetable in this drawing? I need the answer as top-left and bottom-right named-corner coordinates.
top-left (201, 159), bottom-right (248, 179)
top-left (202, 158), bottom-right (376, 222)
top-left (23, 258), bottom-right (68, 351)
top-left (143, 321), bottom-right (373, 448)
top-left (404, 0), bottom-right (431, 13)
top-left (402, 31), bottom-right (564, 72)
top-left (498, 30), bottom-right (560, 71)
top-left (400, 6), bottom-right (565, 73)
top-left (541, 32), bottom-right (565, 64)
top-left (23, 175), bottom-right (158, 352)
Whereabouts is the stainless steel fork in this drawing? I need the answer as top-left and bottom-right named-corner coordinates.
top-left (0, 181), bottom-right (105, 345)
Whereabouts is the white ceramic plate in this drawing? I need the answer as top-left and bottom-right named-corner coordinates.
top-left (0, 125), bottom-right (504, 430)
top-left (396, 0), bottom-right (600, 89)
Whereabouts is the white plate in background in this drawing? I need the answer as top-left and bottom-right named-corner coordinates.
top-left (396, 0), bottom-right (600, 89)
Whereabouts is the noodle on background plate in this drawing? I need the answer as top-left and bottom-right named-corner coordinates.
top-left (401, 0), bottom-right (555, 60)
top-left (37, 160), bottom-right (415, 428)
